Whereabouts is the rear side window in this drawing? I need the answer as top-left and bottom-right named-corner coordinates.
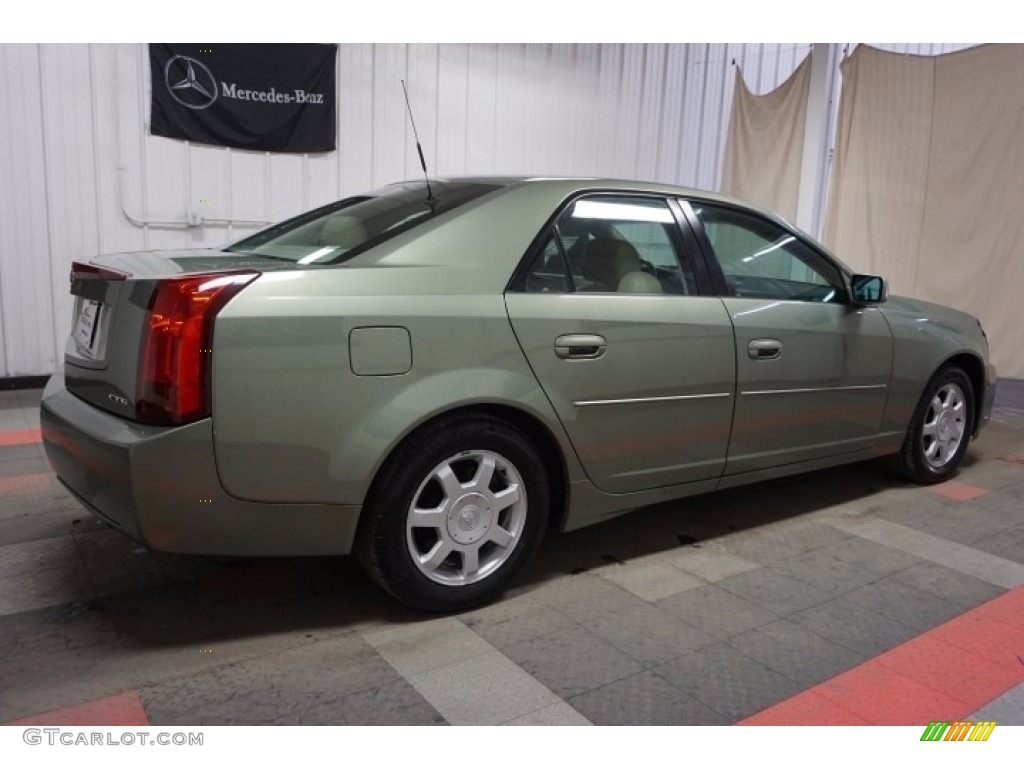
top-left (225, 181), bottom-right (500, 264)
top-left (523, 195), bottom-right (697, 295)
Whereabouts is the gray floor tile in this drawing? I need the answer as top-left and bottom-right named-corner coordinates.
top-left (73, 528), bottom-right (221, 598)
top-left (0, 456), bottom-right (48, 481)
top-left (0, 389), bottom-right (43, 409)
top-left (0, 409), bottom-right (30, 430)
top-left (0, 537), bottom-right (94, 617)
top-left (814, 536), bottom-right (923, 575)
top-left (883, 503), bottom-right (1017, 546)
top-left (832, 516), bottom-right (1024, 588)
top-left (0, 486), bottom-right (81, 522)
top-left (502, 625), bottom-right (643, 699)
top-left (21, 408), bottom-right (41, 428)
top-left (360, 618), bottom-right (493, 677)
top-left (656, 585), bottom-right (781, 639)
top-left (869, 485), bottom-right (959, 522)
top-left (840, 577), bottom-right (965, 634)
top-left (969, 525), bottom-right (1024, 564)
top-left (596, 557), bottom-right (704, 601)
top-left (966, 499), bottom-right (1024, 531)
top-left (958, 462), bottom-right (1024, 494)
top-left (963, 484), bottom-right (1024, 521)
top-left (460, 599), bottom-right (577, 650)
top-left (503, 701), bottom-right (592, 725)
top-left (528, 572), bottom-right (650, 623)
top-left (0, 606), bottom-right (319, 724)
top-left (716, 568), bottom-right (834, 615)
top-left (718, 520), bottom-right (850, 563)
top-left (405, 650), bottom-right (561, 725)
top-left (268, 677), bottom-right (447, 725)
top-left (0, 601), bottom-right (118, 682)
top-left (667, 548), bottom-right (761, 582)
top-left (890, 561), bottom-right (1007, 609)
top-left (569, 669), bottom-right (728, 725)
top-left (575, 603), bottom-right (715, 665)
top-left (788, 597), bottom-right (922, 658)
top-left (140, 633), bottom-right (400, 725)
top-left (0, 506), bottom-right (86, 547)
top-left (0, 446), bottom-right (46, 465)
top-left (971, 683), bottom-right (1024, 726)
top-left (654, 644), bottom-right (805, 721)
top-left (769, 549), bottom-right (881, 594)
top-left (726, 619), bottom-right (864, 688)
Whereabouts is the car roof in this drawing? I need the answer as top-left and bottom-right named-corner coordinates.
top-left (400, 174), bottom-right (742, 198)
top-left (388, 175), bottom-right (794, 228)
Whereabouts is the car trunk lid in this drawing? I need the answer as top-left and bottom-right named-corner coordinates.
top-left (64, 249), bottom-right (293, 421)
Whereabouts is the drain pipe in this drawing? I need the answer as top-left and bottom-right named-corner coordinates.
top-left (116, 162), bottom-right (271, 229)
top-left (114, 46), bottom-right (272, 230)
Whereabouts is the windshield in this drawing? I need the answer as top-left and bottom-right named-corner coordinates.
top-left (224, 181), bottom-right (501, 264)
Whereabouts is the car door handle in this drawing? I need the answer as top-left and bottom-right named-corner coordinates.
top-left (748, 338), bottom-right (783, 360)
top-left (554, 334), bottom-right (607, 360)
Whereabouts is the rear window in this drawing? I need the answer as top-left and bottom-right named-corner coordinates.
top-left (224, 181), bottom-right (501, 264)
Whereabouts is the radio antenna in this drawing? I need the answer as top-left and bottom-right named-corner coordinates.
top-left (401, 79), bottom-right (436, 206)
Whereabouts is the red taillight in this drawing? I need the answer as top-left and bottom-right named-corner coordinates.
top-left (136, 271), bottom-right (259, 425)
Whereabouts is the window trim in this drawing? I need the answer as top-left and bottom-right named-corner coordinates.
top-left (506, 189), bottom-right (713, 296)
top-left (680, 197), bottom-right (854, 304)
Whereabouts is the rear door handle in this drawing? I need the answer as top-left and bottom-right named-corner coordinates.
top-left (554, 334), bottom-right (607, 360)
top-left (748, 338), bottom-right (783, 360)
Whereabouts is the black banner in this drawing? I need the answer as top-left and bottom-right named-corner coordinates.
top-left (149, 43), bottom-right (337, 153)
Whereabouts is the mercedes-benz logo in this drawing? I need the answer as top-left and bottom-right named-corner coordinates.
top-left (164, 55), bottom-right (218, 110)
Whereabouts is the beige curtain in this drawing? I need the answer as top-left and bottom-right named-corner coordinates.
top-left (721, 54), bottom-right (811, 223)
top-left (825, 44), bottom-right (1024, 379)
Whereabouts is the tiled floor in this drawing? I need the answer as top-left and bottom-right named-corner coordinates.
top-left (1, 382), bottom-right (1022, 726)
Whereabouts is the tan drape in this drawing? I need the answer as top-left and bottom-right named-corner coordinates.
top-left (721, 54), bottom-right (811, 223)
top-left (825, 44), bottom-right (1024, 379)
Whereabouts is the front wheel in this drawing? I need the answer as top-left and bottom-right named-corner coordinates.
top-left (356, 414), bottom-right (549, 612)
top-left (891, 365), bottom-right (975, 484)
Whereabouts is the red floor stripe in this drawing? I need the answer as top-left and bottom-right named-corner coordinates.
top-left (739, 586), bottom-right (1024, 726)
top-left (5, 690), bottom-right (149, 727)
top-left (0, 473), bottom-right (54, 495)
top-left (742, 691), bottom-right (873, 726)
top-left (927, 480), bottom-right (989, 502)
top-left (0, 427), bottom-right (41, 447)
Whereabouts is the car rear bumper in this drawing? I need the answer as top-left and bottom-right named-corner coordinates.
top-left (40, 371), bottom-right (361, 556)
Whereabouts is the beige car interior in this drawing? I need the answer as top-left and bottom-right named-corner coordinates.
top-left (581, 239), bottom-right (664, 293)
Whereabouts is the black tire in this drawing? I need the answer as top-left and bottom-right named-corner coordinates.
top-left (355, 413), bottom-right (550, 612)
top-left (890, 365), bottom-right (975, 484)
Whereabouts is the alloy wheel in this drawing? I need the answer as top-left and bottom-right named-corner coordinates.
top-left (921, 382), bottom-right (967, 469)
top-left (405, 450), bottom-right (528, 586)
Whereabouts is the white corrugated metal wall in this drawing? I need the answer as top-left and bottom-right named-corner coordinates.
top-left (0, 43), bottom-right (971, 378)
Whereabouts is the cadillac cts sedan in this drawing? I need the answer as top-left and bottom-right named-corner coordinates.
top-left (41, 177), bottom-right (996, 611)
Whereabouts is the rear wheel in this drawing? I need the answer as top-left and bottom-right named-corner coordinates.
top-left (356, 414), bottom-right (549, 612)
top-left (891, 366), bottom-right (974, 484)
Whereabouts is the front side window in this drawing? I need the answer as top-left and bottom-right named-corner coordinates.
top-left (523, 195), bottom-right (697, 295)
top-left (692, 204), bottom-right (843, 303)
top-left (225, 181), bottom-right (500, 264)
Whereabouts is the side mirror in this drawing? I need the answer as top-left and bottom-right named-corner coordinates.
top-left (850, 274), bottom-right (887, 305)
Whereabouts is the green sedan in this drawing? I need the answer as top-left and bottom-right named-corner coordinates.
top-left (41, 177), bottom-right (997, 611)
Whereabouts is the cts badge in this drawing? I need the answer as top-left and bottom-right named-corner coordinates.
top-left (108, 394), bottom-right (130, 407)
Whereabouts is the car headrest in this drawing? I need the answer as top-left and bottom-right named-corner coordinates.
top-left (582, 239), bottom-right (643, 291)
top-left (617, 271), bottom-right (663, 294)
top-left (318, 215), bottom-right (367, 248)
